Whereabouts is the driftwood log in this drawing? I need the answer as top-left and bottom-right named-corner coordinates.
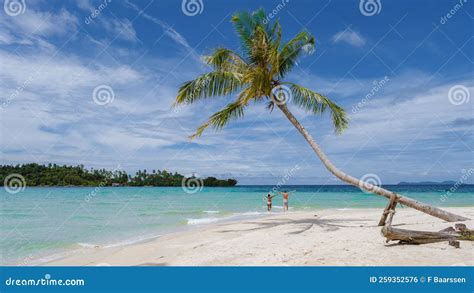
top-left (381, 210), bottom-right (473, 245)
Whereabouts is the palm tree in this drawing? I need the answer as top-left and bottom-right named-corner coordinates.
top-left (174, 9), bottom-right (467, 222)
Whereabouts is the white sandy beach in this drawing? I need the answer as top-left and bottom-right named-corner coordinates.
top-left (44, 207), bottom-right (473, 266)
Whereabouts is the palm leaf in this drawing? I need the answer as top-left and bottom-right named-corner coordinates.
top-left (203, 48), bottom-right (248, 73)
top-left (278, 31), bottom-right (315, 78)
top-left (231, 9), bottom-right (268, 57)
top-left (190, 86), bottom-right (258, 138)
top-left (175, 71), bottom-right (243, 105)
top-left (190, 100), bottom-right (246, 139)
top-left (287, 83), bottom-right (348, 133)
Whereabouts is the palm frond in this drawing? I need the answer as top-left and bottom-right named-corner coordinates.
top-left (287, 83), bottom-right (349, 133)
top-left (203, 48), bottom-right (248, 73)
top-left (266, 100), bottom-right (275, 112)
top-left (175, 71), bottom-right (243, 105)
top-left (190, 100), bottom-right (246, 139)
top-left (243, 64), bottom-right (271, 96)
top-left (231, 9), bottom-right (267, 57)
top-left (190, 86), bottom-right (258, 139)
top-left (278, 31), bottom-right (315, 78)
top-left (248, 25), bottom-right (271, 65)
top-left (268, 22), bottom-right (282, 79)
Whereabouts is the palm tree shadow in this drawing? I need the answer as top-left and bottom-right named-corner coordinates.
top-left (218, 216), bottom-right (372, 234)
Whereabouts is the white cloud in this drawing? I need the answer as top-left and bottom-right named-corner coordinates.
top-left (332, 82), bottom-right (473, 152)
top-left (75, 0), bottom-right (93, 11)
top-left (332, 30), bottom-right (366, 47)
top-left (101, 18), bottom-right (138, 42)
top-left (0, 38), bottom-right (200, 169)
top-left (0, 8), bottom-right (78, 50)
top-left (0, 51), bottom-right (142, 97)
top-left (4, 8), bottom-right (78, 37)
top-left (124, 0), bottom-right (201, 61)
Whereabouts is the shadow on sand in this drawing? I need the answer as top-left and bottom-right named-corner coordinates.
top-left (218, 215), bottom-right (374, 234)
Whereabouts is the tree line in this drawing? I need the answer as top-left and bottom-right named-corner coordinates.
top-left (0, 164), bottom-right (237, 187)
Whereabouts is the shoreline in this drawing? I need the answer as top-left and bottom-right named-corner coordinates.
top-left (41, 207), bottom-right (473, 266)
top-left (21, 210), bottom-right (273, 266)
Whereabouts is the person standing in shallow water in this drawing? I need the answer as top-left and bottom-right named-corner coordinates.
top-left (264, 193), bottom-right (277, 212)
top-left (279, 190), bottom-right (294, 212)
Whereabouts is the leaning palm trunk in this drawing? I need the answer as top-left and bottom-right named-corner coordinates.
top-left (277, 103), bottom-right (469, 222)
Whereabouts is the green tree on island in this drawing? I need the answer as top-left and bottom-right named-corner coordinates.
top-left (174, 9), bottom-right (467, 222)
top-left (0, 164), bottom-right (237, 187)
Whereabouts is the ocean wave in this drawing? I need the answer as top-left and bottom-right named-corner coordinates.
top-left (77, 242), bottom-right (100, 248)
top-left (238, 211), bottom-right (264, 216)
top-left (164, 210), bottom-right (202, 215)
top-left (77, 234), bottom-right (162, 249)
top-left (30, 253), bottom-right (68, 266)
top-left (187, 211), bottom-right (266, 225)
top-left (187, 217), bottom-right (220, 225)
top-left (164, 210), bottom-right (220, 216)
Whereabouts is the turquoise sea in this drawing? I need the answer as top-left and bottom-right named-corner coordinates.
top-left (1, 185), bottom-right (473, 265)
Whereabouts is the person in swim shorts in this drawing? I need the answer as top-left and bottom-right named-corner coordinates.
top-left (278, 190), bottom-right (294, 212)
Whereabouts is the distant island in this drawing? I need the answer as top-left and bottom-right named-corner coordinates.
top-left (397, 181), bottom-right (457, 185)
top-left (0, 164), bottom-right (237, 187)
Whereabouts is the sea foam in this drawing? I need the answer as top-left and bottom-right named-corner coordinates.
top-left (187, 217), bottom-right (220, 225)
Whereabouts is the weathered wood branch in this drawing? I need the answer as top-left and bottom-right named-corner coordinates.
top-left (381, 210), bottom-right (473, 245)
top-left (378, 193), bottom-right (398, 226)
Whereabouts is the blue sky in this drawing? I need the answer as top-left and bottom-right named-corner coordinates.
top-left (0, 0), bottom-right (472, 184)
